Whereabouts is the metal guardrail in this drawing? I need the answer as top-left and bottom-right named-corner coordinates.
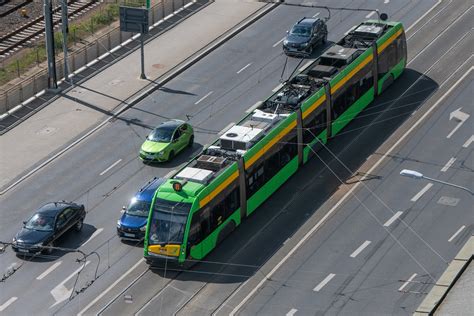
top-left (0, 0), bottom-right (193, 117)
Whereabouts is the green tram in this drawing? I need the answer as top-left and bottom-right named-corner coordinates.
top-left (144, 19), bottom-right (407, 266)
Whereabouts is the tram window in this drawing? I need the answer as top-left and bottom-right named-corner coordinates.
top-left (188, 213), bottom-right (202, 245)
top-left (279, 135), bottom-right (297, 166)
top-left (303, 109), bottom-right (327, 143)
top-left (247, 165), bottom-right (265, 196)
top-left (359, 71), bottom-right (373, 95)
top-left (225, 188), bottom-right (240, 217)
top-left (332, 86), bottom-right (355, 118)
top-left (378, 42), bottom-right (397, 78)
top-left (199, 207), bottom-right (211, 238)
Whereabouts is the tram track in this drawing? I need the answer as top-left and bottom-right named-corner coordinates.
top-left (0, 0), bottom-right (100, 58)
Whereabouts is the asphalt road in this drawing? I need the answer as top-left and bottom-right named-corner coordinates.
top-left (3, 0), bottom-right (471, 315)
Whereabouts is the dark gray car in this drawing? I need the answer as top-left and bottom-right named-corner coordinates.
top-left (283, 17), bottom-right (328, 57)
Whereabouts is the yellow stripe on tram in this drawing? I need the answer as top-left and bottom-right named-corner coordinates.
top-left (199, 170), bottom-right (239, 208)
top-left (377, 28), bottom-right (403, 54)
top-left (245, 120), bottom-right (297, 169)
top-left (331, 54), bottom-right (373, 94)
top-left (302, 95), bottom-right (326, 120)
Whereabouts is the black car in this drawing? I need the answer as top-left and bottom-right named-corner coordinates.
top-left (12, 202), bottom-right (86, 256)
top-left (283, 17), bottom-right (328, 56)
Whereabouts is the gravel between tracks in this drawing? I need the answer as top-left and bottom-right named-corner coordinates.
top-left (0, 1), bottom-right (44, 37)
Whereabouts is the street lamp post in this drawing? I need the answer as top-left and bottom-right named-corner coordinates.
top-left (400, 169), bottom-right (473, 195)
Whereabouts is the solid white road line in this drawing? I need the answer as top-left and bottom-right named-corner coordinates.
top-left (245, 101), bottom-right (262, 113)
top-left (272, 83), bottom-right (284, 92)
top-left (81, 228), bottom-right (104, 247)
top-left (299, 61), bottom-right (313, 72)
top-left (463, 135), bottom-right (474, 148)
top-left (410, 183), bottom-right (433, 202)
top-left (398, 273), bottom-right (417, 292)
top-left (77, 258), bottom-right (145, 316)
top-left (273, 37), bottom-right (285, 48)
top-left (37, 261), bottom-right (62, 280)
top-left (194, 91), bottom-right (213, 105)
top-left (365, 11), bottom-right (376, 18)
top-left (313, 273), bottom-right (336, 292)
top-left (383, 211), bottom-right (403, 227)
top-left (448, 225), bottom-right (466, 242)
top-left (237, 63), bottom-right (252, 74)
top-left (0, 297), bottom-right (17, 312)
top-left (350, 240), bottom-right (372, 258)
top-left (287, 308), bottom-right (298, 316)
top-left (441, 157), bottom-right (456, 172)
top-left (99, 159), bottom-right (122, 176)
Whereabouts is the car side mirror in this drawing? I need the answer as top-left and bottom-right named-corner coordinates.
top-left (286, 30), bottom-right (289, 34)
top-left (121, 206), bottom-right (126, 213)
top-left (22, 221), bottom-right (27, 226)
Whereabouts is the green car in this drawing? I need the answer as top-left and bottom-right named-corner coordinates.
top-left (140, 120), bottom-right (194, 162)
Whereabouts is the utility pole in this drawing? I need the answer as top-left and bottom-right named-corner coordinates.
top-left (140, 23), bottom-right (146, 79)
top-left (44, 0), bottom-right (57, 89)
top-left (61, 0), bottom-right (69, 80)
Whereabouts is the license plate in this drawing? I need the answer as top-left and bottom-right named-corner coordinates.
top-left (18, 248), bottom-right (29, 253)
top-left (146, 155), bottom-right (154, 160)
top-left (123, 233), bottom-right (135, 238)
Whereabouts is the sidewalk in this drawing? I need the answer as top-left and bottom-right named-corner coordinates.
top-left (414, 235), bottom-right (473, 315)
top-left (0, 0), bottom-right (274, 193)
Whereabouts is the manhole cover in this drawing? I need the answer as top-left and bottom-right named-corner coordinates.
top-left (36, 126), bottom-right (57, 135)
top-left (152, 63), bottom-right (165, 69)
top-left (437, 196), bottom-right (459, 207)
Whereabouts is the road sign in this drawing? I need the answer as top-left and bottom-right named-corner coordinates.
top-left (119, 6), bottom-right (149, 34)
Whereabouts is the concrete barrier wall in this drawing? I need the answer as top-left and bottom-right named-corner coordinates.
top-left (0, 0), bottom-right (194, 116)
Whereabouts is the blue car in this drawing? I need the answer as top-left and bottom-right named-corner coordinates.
top-left (117, 177), bottom-right (164, 241)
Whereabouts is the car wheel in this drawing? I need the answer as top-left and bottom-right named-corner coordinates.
top-left (188, 135), bottom-right (194, 148)
top-left (168, 150), bottom-right (175, 161)
top-left (75, 218), bottom-right (84, 232)
top-left (322, 34), bottom-right (327, 44)
top-left (43, 241), bottom-right (54, 255)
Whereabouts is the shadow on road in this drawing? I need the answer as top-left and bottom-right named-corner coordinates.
top-left (150, 68), bottom-right (439, 284)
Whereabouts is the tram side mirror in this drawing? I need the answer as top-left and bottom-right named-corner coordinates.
top-left (380, 13), bottom-right (388, 21)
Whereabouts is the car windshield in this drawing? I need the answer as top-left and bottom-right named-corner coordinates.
top-left (290, 25), bottom-right (311, 37)
top-left (126, 198), bottom-right (151, 218)
top-left (148, 199), bottom-right (191, 244)
top-left (25, 214), bottom-right (55, 232)
top-left (147, 125), bottom-right (175, 142)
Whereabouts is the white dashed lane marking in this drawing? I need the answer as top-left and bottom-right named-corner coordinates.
top-left (350, 240), bottom-right (372, 258)
top-left (411, 183), bottom-right (433, 202)
top-left (0, 297), bottom-right (18, 312)
top-left (313, 273), bottom-right (336, 292)
top-left (99, 159), bottom-right (122, 176)
top-left (194, 91), bottom-right (213, 105)
top-left (237, 63), bottom-right (252, 74)
top-left (383, 211), bottom-right (403, 227)
top-left (448, 225), bottom-right (466, 242)
top-left (37, 261), bottom-right (62, 280)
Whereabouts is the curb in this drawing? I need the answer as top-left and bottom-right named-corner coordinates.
top-left (414, 236), bottom-right (474, 315)
top-left (0, 1), bottom-right (280, 195)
